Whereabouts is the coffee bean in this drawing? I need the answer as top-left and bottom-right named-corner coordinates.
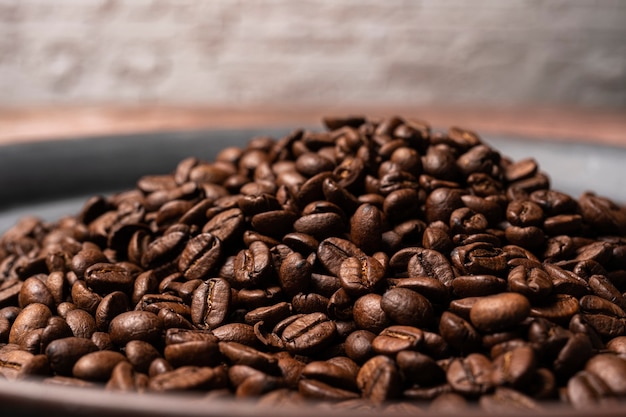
top-left (357, 355), bottom-right (401, 404)
top-left (85, 262), bottom-right (134, 295)
top-left (190, 278), bottom-right (231, 329)
top-left (491, 345), bottom-right (536, 388)
top-left (148, 365), bottom-right (227, 392)
top-left (275, 312), bottom-right (337, 355)
top-left (317, 237), bottom-right (366, 277)
top-left (470, 293), bottom-right (531, 333)
top-left (371, 325), bottom-right (423, 355)
top-left (447, 353), bottom-right (493, 396)
top-left (72, 350), bottom-right (127, 381)
top-left (480, 387), bottom-right (542, 412)
top-left (567, 370), bottom-right (617, 408)
top-left (9, 303), bottom-right (52, 345)
top-left (108, 311), bottom-right (163, 346)
top-left (339, 256), bottom-right (385, 297)
top-left (45, 337), bottom-right (98, 376)
top-left (380, 288), bottom-right (433, 327)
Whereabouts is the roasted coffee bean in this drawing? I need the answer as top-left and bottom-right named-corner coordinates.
top-left (380, 288), bottom-right (433, 327)
top-left (298, 379), bottom-right (359, 402)
top-left (439, 311), bottom-right (481, 353)
top-left (148, 365), bottom-right (227, 392)
top-left (371, 325), bottom-right (423, 355)
top-left (451, 275), bottom-right (507, 298)
top-left (178, 233), bottom-right (222, 281)
top-left (508, 264), bottom-right (553, 301)
top-left (338, 256), bottom-right (385, 297)
top-left (451, 242), bottom-right (507, 276)
top-left (352, 294), bottom-right (390, 334)
top-left (45, 337), bottom-right (99, 376)
top-left (447, 353), bottom-right (493, 396)
top-left (18, 277), bottom-right (55, 309)
top-left (357, 355), bottom-right (401, 404)
top-left (480, 387), bottom-right (542, 412)
top-left (9, 303), bottom-right (52, 345)
top-left (219, 342), bottom-right (278, 374)
top-left (233, 241), bottom-right (272, 288)
top-left (275, 313), bottom-right (337, 355)
top-left (72, 350), bottom-right (127, 381)
top-left (350, 204), bottom-right (383, 255)
top-left (124, 340), bottom-right (161, 374)
top-left (278, 252), bottom-right (312, 297)
top-left (190, 278), bottom-right (231, 330)
top-left (164, 340), bottom-right (221, 368)
top-left (567, 370), bottom-right (618, 409)
top-left (470, 293), bottom-right (531, 333)
top-left (530, 294), bottom-right (579, 325)
top-left (317, 238), bottom-right (366, 277)
top-left (491, 345), bottom-right (536, 388)
top-left (585, 354), bottom-right (626, 395)
top-left (108, 311), bottom-right (163, 346)
top-left (344, 330), bottom-right (376, 363)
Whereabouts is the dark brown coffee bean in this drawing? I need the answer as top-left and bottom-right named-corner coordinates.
top-left (251, 210), bottom-right (297, 238)
top-left (202, 208), bottom-right (245, 243)
top-left (447, 353), bottom-right (493, 396)
top-left (109, 311), bottom-right (163, 346)
top-left (45, 337), bottom-right (98, 376)
top-left (219, 342), bottom-right (278, 374)
top-left (403, 248), bottom-right (454, 287)
top-left (508, 264), bottom-right (553, 301)
top-left (470, 293), bottom-right (530, 333)
top-left (245, 302), bottom-right (291, 327)
top-left (350, 204), bottom-right (383, 254)
top-left (380, 288), bottom-right (433, 327)
top-left (70, 281), bottom-right (101, 315)
top-left (371, 325), bottom-right (424, 355)
top-left (567, 370), bottom-right (617, 409)
top-left (439, 311), bottom-right (481, 353)
top-left (491, 345), bottom-right (536, 388)
top-left (18, 277), bottom-right (55, 309)
top-left (451, 242), bottom-right (507, 275)
top-left (124, 340), bottom-right (161, 374)
top-left (357, 355), bottom-right (401, 404)
top-left (178, 233), bottom-right (222, 281)
top-left (585, 354), bottom-right (626, 396)
top-left (589, 274), bottom-right (626, 311)
top-left (298, 379), bottom-right (359, 402)
top-left (530, 294), bottom-right (579, 325)
top-left (275, 313), bottom-right (337, 355)
top-left (64, 308), bottom-right (96, 339)
top-left (164, 340), bottom-right (221, 368)
top-left (338, 256), bottom-right (384, 297)
top-left (344, 330), bottom-right (376, 364)
top-left (317, 237), bottom-right (366, 277)
top-left (480, 387), bottom-right (542, 412)
top-left (451, 275), bottom-right (507, 298)
top-left (72, 350), bottom-right (127, 381)
top-left (95, 291), bottom-right (129, 332)
top-left (233, 241), bottom-right (272, 288)
top-left (9, 303), bottom-right (52, 345)
top-left (190, 278), bottom-right (231, 330)
top-left (141, 227), bottom-right (188, 269)
top-left (278, 252), bottom-right (312, 298)
top-left (148, 365), bottom-right (227, 392)
top-left (353, 294), bottom-right (390, 334)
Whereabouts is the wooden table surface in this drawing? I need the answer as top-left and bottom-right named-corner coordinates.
top-left (0, 105), bottom-right (624, 146)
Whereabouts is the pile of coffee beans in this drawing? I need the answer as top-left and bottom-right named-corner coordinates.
top-left (1, 116), bottom-right (626, 412)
